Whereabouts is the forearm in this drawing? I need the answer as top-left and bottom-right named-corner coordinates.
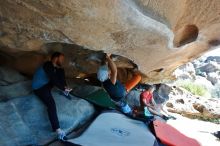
top-left (146, 104), bottom-right (155, 109)
top-left (106, 56), bottom-right (117, 74)
top-left (151, 98), bottom-right (157, 106)
top-left (106, 55), bottom-right (117, 84)
top-left (143, 100), bottom-right (154, 109)
top-left (148, 107), bottom-right (163, 117)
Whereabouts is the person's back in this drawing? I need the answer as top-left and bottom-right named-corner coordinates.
top-left (32, 60), bottom-right (67, 91)
top-left (140, 85), bottom-right (155, 107)
top-left (32, 64), bottom-right (50, 90)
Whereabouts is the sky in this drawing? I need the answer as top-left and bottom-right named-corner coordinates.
top-left (205, 47), bottom-right (220, 56)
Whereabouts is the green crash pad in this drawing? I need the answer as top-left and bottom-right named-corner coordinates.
top-left (84, 89), bottom-right (116, 109)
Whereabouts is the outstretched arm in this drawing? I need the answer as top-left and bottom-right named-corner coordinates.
top-left (151, 97), bottom-right (157, 107)
top-left (106, 54), bottom-right (117, 85)
top-left (145, 102), bottom-right (155, 109)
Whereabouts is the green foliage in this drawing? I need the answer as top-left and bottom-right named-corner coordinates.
top-left (186, 114), bottom-right (220, 124)
top-left (178, 81), bottom-right (207, 96)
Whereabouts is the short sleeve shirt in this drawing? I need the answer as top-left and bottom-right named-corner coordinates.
top-left (140, 91), bottom-right (153, 106)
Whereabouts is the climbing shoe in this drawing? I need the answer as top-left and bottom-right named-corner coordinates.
top-left (58, 130), bottom-right (68, 141)
top-left (162, 115), bottom-right (170, 121)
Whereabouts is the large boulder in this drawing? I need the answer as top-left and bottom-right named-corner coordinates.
top-left (178, 63), bottom-right (196, 75)
top-left (0, 66), bottom-right (32, 101)
top-left (194, 76), bottom-right (214, 91)
top-left (153, 84), bottom-right (171, 104)
top-left (0, 0), bottom-right (220, 82)
top-left (126, 89), bottom-right (141, 107)
top-left (205, 56), bottom-right (220, 64)
top-left (0, 66), bottom-right (28, 86)
top-left (0, 90), bottom-right (95, 146)
top-left (198, 61), bottom-right (220, 74)
top-left (174, 62), bottom-right (196, 80)
top-left (207, 72), bottom-right (220, 85)
top-left (0, 80), bottom-right (32, 101)
top-left (211, 83), bottom-right (220, 98)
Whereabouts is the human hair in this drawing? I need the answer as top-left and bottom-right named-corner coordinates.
top-left (51, 52), bottom-right (64, 60)
top-left (145, 84), bottom-right (155, 91)
top-left (100, 53), bottom-right (107, 65)
top-left (154, 83), bottom-right (161, 91)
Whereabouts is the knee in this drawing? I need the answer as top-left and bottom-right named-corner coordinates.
top-left (148, 107), bottom-right (154, 112)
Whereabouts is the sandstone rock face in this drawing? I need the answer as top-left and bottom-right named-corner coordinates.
top-left (126, 90), bottom-right (141, 107)
top-left (0, 90), bottom-right (95, 146)
top-left (166, 102), bottom-right (174, 108)
top-left (0, 0), bottom-right (220, 82)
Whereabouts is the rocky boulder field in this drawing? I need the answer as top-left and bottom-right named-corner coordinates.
top-left (169, 55), bottom-right (220, 122)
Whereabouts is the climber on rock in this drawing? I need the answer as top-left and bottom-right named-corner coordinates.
top-left (32, 52), bottom-right (72, 141)
top-left (97, 53), bottom-right (133, 115)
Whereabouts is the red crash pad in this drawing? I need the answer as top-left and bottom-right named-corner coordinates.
top-left (153, 120), bottom-right (200, 146)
